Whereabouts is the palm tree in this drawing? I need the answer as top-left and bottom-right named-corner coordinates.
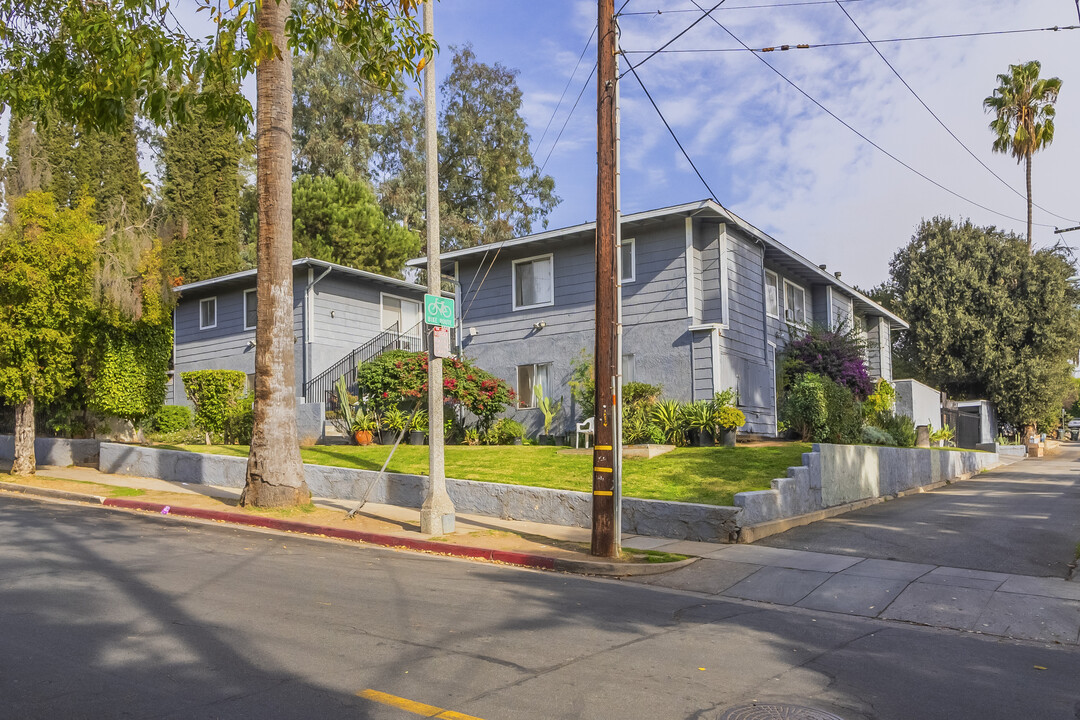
top-left (983, 60), bottom-right (1062, 252)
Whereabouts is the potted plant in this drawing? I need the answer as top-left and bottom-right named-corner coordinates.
top-left (683, 401), bottom-right (714, 446)
top-left (535, 384), bottom-right (563, 445)
top-left (930, 424), bottom-right (954, 448)
top-left (351, 411), bottom-right (378, 446)
top-left (380, 407), bottom-right (407, 445)
top-left (409, 410), bottom-right (428, 446)
top-left (714, 405), bottom-right (746, 447)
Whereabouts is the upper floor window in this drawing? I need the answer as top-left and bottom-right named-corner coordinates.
top-left (199, 297), bottom-right (217, 330)
top-left (513, 254), bottom-right (554, 310)
top-left (244, 289), bottom-right (258, 331)
top-left (783, 280), bottom-right (806, 325)
top-left (621, 238), bottom-right (635, 283)
top-left (764, 270), bottom-right (779, 318)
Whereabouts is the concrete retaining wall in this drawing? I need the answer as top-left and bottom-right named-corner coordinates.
top-left (0, 435), bottom-right (101, 467)
top-left (97, 443), bottom-right (739, 542)
top-left (734, 443), bottom-right (1001, 526)
top-left (977, 442), bottom-right (1025, 458)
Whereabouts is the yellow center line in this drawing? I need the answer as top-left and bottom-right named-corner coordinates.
top-left (357, 689), bottom-right (486, 720)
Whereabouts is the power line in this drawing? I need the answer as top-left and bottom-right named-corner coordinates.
top-left (679, 0), bottom-right (1057, 228)
top-left (620, 25), bottom-right (1080, 55)
top-left (622, 0), bottom-right (864, 13)
top-left (628, 0), bottom-right (729, 72)
top-left (531, 24), bottom-right (597, 158)
top-left (538, 62), bottom-right (597, 175)
top-left (831, 2), bottom-right (1077, 224)
top-left (625, 63), bottom-right (721, 204)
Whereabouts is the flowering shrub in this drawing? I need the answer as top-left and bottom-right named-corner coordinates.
top-left (783, 326), bottom-right (873, 398)
top-left (715, 405), bottom-right (746, 430)
top-left (357, 351), bottom-right (515, 429)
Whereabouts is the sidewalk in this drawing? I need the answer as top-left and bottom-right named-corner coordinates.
top-left (625, 540), bottom-right (1080, 645)
top-left (5, 464), bottom-right (1080, 646)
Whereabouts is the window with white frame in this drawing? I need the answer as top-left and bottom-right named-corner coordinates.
top-left (516, 362), bottom-right (552, 409)
top-left (381, 294), bottom-right (421, 333)
top-left (512, 254), bottom-right (554, 310)
top-left (764, 270), bottom-right (779, 318)
top-left (244, 289), bottom-right (257, 330)
top-left (199, 297), bottom-right (217, 330)
top-left (621, 238), bottom-right (635, 283)
top-left (783, 280), bottom-right (807, 325)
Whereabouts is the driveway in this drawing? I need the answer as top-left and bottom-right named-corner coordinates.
top-left (758, 446), bottom-right (1080, 578)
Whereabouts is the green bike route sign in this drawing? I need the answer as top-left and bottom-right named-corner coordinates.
top-left (424, 294), bottom-right (455, 328)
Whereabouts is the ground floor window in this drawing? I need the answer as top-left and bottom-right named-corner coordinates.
top-left (516, 362), bottom-right (552, 408)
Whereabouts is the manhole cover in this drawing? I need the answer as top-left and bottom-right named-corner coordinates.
top-left (715, 703), bottom-right (846, 720)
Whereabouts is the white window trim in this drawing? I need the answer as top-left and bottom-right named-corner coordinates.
top-left (511, 253), bottom-right (555, 311)
top-left (380, 291), bottom-right (422, 332)
top-left (243, 288), bottom-right (257, 331)
top-left (199, 296), bottom-right (217, 330)
top-left (783, 278), bottom-right (808, 327)
top-left (764, 269), bottom-right (780, 319)
top-left (621, 237), bottom-right (636, 284)
top-left (516, 362), bottom-right (552, 409)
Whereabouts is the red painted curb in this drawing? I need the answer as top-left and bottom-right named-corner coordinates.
top-left (101, 498), bottom-right (557, 571)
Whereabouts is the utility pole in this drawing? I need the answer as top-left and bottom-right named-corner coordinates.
top-left (592, 0), bottom-right (620, 558)
top-left (420, 0), bottom-right (455, 535)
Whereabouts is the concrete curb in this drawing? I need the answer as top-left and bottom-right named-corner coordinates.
top-left (0, 482), bottom-right (106, 505)
top-left (0, 484), bottom-right (691, 576)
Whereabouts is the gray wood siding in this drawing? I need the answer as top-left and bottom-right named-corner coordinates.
top-left (173, 270), bottom-right (306, 402)
top-left (458, 221), bottom-right (689, 344)
top-left (697, 230), bottom-right (722, 323)
top-left (865, 315), bottom-right (884, 378)
top-left (691, 330), bottom-right (713, 401)
top-left (812, 286), bottom-right (830, 327)
top-left (831, 291), bottom-right (854, 330)
top-left (718, 229), bottom-right (766, 363)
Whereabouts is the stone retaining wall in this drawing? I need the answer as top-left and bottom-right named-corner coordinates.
top-left (97, 443), bottom-right (740, 542)
top-left (734, 443), bottom-right (1002, 526)
top-left (0, 435), bottom-right (100, 467)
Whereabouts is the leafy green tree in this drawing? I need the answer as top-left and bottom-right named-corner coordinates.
top-left (293, 45), bottom-right (390, 180)
top-left (889, 216), bottom-right (1080, 429)
top-left (0, 0), bottom-right (434, 507)
top-left (380, 45), bottom-right (559, 250)
top-left (161, 97), bottom-right (244, 284)
top-left (0, 193), bottom-right (98, 475)
top-left (983, 60), bottom-right (1062, 250)
top-left (292, 173), bottom-right (421, 276)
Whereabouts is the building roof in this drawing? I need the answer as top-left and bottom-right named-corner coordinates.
top-left (407, 199), bottom-right (908, 330)
top-left (172, 258), bottom-right (427, 296)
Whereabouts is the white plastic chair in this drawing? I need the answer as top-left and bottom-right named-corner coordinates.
top-left (576, 417), bottom-right (595, 449)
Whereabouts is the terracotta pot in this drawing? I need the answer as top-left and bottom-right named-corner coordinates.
top-left (354, 429), bottom-right (373, 446)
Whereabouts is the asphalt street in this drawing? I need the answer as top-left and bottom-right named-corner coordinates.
top-left (760, 449), bottom-right (1080, 578)
top-left (2, 495), bottom-right (1078, 720)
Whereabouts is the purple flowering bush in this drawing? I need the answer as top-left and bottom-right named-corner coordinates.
top-left (782, 326), bottom-right (873, 399)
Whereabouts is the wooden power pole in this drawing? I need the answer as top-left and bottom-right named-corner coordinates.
top-left (592, 0), bottom-right (619, 558)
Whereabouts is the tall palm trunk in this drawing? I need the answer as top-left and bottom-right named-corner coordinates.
top-left (1025, 153), bottom-right (1033, 252)
top-left (11, 395), bottom-right (35, 476)
top-left (241, 0), bottom-right (310, 507)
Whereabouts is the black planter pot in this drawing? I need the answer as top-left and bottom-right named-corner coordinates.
top-left (719, 428), bottom-right (737, 447)
top-left (552, 434), bottom-right (566, 447)
top-left (379, 430), bottom-right (400, 446)
top-left (538, 434), bottom-right (553, 446)
top-left (408, 431), bottom-right (426, 446)
top-left (512, 438), bottom-right (523, 445)
top-left (691, 429), bottom-right (714, 447)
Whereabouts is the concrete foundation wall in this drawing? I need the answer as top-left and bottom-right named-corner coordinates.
top-left (96, 443), bottom-right (740, 542)
top-left (734, 443), bottom-right (1001, 526)
top-left (894, 378), bottom-right (941, 432)
top-left (0, 436), bottom-right (101, 467)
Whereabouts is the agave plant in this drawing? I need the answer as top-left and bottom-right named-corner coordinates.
top-left (681, 400), bottom-right (712, 432)
top-left (651, 399), bottom-right (686, 446)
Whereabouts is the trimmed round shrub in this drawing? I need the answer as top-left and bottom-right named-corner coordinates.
top-left (152, 405), bottom-right (192, 433)
top-left (181, 370), bottom-right (247, 439)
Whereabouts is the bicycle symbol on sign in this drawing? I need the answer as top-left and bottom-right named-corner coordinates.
top-left (424, 294), bottom-right (455, 328)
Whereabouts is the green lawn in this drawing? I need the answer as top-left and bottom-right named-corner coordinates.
top-left (162, 443), bottom-right (811, 506)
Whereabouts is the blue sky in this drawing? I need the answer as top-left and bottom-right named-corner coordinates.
top-left (427, 0), bottom-right (1079, 287)
top-left (170, 0), bottom-right (1079, 287)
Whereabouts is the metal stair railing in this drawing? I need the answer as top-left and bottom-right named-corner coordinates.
top-left (304, 321), bottom-right (429, 413)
